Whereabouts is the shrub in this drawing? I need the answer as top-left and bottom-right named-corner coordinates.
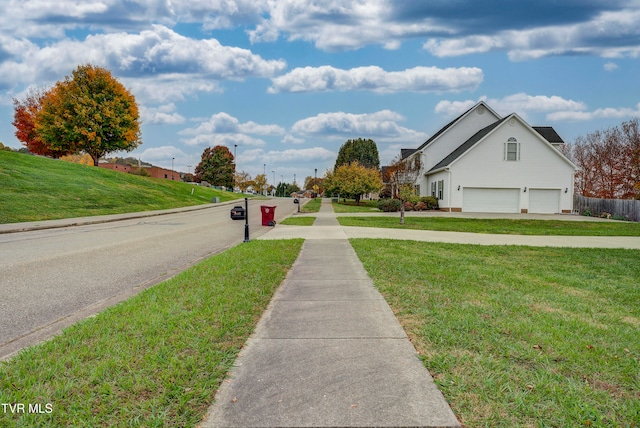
top-left (377, 198), bottom-right (401, 212)
top-left (414, 201), bottom-right (427, 211)
top-left (404, 201), bottom-right (414, 211)
top-left (420, 196), bottom-right (439, 210)
top-left (379, 188), bottom-right (392, 199)
top-left (408, 194), bottom-right (421, 205)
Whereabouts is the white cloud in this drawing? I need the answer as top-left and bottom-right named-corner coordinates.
top-left (0, 25), bottom-right (286, 100)
top-left (291, 110), bottom-right (428, 143)
top-left (547, 103), bottom-right (640, 121)
top-left (604, 62), bottom-right (618, 71)
top-left (239, 147), bottom-right (335, 164)
top-left (423, 8), bottom-right (640, 61)
top-left (435, 94), bottom-right (587, 118)
top-left (140, 103), bottom-right (186, 125)
top-left (269, 65), bottom-right (483, 94)
top-left (179, 112), bottom-right (285, 146)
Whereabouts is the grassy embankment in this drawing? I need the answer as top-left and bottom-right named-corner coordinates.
top-left (0, 150), bottom-right (237, 224)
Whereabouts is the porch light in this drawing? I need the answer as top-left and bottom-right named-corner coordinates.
top-left (457, 185), bottom-right (460, 191)
top-left (565, 188), bottom-right (568, 193)
top-left (523, 187), bottom-right (527, 192)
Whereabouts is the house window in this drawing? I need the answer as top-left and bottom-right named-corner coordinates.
top-left (431, 182), bottom-right (437, 197)
top-left (505, 138), bottom-right (520, 161)
top-left (437, 180), bottom-right (444, 200)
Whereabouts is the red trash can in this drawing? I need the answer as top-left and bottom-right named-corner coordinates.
top-left (260, 205), bottom-right (276, 226)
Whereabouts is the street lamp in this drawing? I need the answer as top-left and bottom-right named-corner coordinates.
top-left (171, 157), bottom-right (175, 181)
top-left (272, 170), bottom-right (275, 197)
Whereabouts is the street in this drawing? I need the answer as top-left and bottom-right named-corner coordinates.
top-left (0, 198), bottom-right (299, 359)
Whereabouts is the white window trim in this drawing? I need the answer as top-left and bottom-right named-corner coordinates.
top-left (504, 139), bottom-right (520, 161)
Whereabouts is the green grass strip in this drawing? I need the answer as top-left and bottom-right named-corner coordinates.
top-left (0, 239), bottom-right (303, 427)
top-left (351, 239), bottom-right (640, 427)
top-left (300, 198), bottom-right (322, 213)
top-left (280, 216), bottom-right (316, 226)
top-left (331, 200), bottom-right (379, 213)
top-left (338, 216), bottom-right (640, 236)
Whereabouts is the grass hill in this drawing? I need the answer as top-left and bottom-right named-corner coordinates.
top-left (0, 150), bottom-right (239, 224)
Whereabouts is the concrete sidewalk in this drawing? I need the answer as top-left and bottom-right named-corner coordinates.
top-left (202, 201), bottom-right (461, 427)
top-left (258, 202), bottom-right (640, 249)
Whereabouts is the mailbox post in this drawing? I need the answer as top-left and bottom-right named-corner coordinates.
top-left (244, 197), bottom-right (250, 242)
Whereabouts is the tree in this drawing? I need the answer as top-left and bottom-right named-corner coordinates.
top-left (35, 64), bottom-right (141, 166)
top-left (334, 138), bottom-right (380, 171)
top-left (303, 176), bottom-right (324, 195)
top-left (195, 145), bottom-right (235, 188)
top-left (324, 161), bottom-right (382, 204)
top-left (386, 153), bottom-right (422, 224)
top-left (254, 173), bottom-right (268, 195)
top-left (12, 87), bottom-right (71, 158)
top-left (235, 171), bottom-right (253, 192)
top-left (563, 118), bottom-right (639, 199)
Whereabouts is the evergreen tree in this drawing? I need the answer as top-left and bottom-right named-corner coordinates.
top-left (334, 138), bottom-right (380, 171)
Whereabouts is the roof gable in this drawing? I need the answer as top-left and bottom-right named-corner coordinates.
top-left (416, 101), bottom-right (501, 151)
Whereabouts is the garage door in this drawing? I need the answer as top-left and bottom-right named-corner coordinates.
top-left (529, 189), bottom-right (560, 214)
top-left (463, 188), bottom-right (520, 213)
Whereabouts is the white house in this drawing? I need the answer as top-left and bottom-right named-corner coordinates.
top-left (401, 101), bottom-right (577, 213)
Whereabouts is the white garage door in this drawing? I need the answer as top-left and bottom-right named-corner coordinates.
top-left (463, 188), bottom-right (520, 213)
top-left (529, 189), bottom-right (560, 214)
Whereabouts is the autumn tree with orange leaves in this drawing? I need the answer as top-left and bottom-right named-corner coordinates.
top-left (14, 64), bottom-right (141, 166)
top-left (12, 87), bottom-right (71, 158)
top-left (563, 118), bottom-right (640, 199)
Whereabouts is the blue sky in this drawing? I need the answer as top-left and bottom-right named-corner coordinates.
top-left (1, 0), bottom-right (639, 186)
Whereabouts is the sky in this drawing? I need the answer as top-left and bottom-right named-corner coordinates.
top-left (1, 0), bottom-right (639, 186)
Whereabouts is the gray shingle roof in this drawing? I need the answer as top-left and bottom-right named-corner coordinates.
top-left (401, 148), bottom-right (418, 159)
top-left (533, 126), bottom-right (565, 144)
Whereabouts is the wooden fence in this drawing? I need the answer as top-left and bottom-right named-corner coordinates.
top-left (573, 195), bottom-right (640, 222)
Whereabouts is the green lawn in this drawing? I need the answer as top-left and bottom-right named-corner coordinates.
top-left (338, 216), bottom-right (640, 236)
top-left (0, 240), bottom-right (303, 427)
top-left (0, 150), bottom-right (238, 224)
top-left (351, 239), bottom-right (640, 427)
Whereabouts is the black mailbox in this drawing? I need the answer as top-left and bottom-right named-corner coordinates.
top-left (293, 198), bottom-right (299, 204)
top-left (230, 205), bottom-right (245, 220)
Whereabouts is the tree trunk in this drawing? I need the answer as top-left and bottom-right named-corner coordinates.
top-left (400, 203), bottom-right (405, 225)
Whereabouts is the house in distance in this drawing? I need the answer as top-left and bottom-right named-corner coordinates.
top-left (399, 101), bottom-right (577, 214)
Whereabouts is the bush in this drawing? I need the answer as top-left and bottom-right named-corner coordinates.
top-left (379, 188), bottom-right (392, 199)
top-left (377, 198), bottom-right (401, 212)
top-left (414, 201), bottom-right (427, 211)
top-left (408, 194), bottom-right (420, 205)
top-left (404, 201), bottom-right (414, 211)
top-left (420, 196), bottom-right (439, 210)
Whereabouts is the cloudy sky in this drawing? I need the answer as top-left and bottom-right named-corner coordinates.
top-left (1, 0), bottom-right (639, 185)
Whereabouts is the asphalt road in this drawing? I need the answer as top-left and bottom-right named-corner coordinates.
top-left (0, 198), bottom-right (299, 360)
